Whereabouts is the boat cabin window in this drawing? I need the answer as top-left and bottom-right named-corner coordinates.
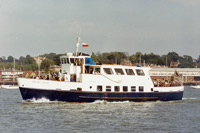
top-left (125, 69), bottom-right (135, 75)
top-left (85, 66), bottom-right (95, 74)
top-left (74, 58), bottom-right (78, 65)
top-left (131, 86), bottom-right (136, 92)
top-left (97, 85), bottom-right (102, 91)
top-left (114, 86), bottom-right (120, 92)
top-left (61, 58), bottom-right (69, 64)
top-left (61, 58), bottom-right (65, 64)
top-left (103, 68), bottom-right (114, 75)
top-left (70, 58), bottom-right (75, 64)
top-left (67, 58), bottom-right (69, 63)
top-left (77, 88), bottom-right (82, 91)
top-left (78, 59), bottom-right (83, 66)
top-left (94, 68), bottom-right (101, 74)
top-left (123, 86), bottom-right (128, 92)
top-left (85, 66), bottom-right (89, 74)
top-left (139, 86), bottom-right (144, 91)
top-left (106, 86), bottom-right (111, 92)
top-left (114, 68), bottom-right (124, 75)
top-left (89, 68), bottom-right (94, 74)
top-left (136, 69), bottom-right (145, 76)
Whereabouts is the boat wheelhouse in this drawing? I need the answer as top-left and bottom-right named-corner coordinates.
top-left (17, 38), bottom-right (184, 102)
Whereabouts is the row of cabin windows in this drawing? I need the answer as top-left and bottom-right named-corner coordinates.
top-left (97, 85), bottom-right (144, 92)
top-left (60, 57), bottom-right (144, 76)
top-left (103, 68), bottom-right (145, 76)
top-left (76, 86), bottom-right (150, 92)
top-left (61, 58), bottom-right (84, 66)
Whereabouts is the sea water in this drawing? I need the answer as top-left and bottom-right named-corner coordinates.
top-left (0, 86), bottom-right (199, 133)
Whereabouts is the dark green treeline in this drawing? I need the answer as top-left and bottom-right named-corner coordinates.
top-left (0, 51), bottom-right (200, 71)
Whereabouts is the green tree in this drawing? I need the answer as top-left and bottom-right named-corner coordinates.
top-left (0, 57), bottom-right (4, 63)
top-left (53, 54), bottom-right (62, 66)
top-left (101, 53), bottom-right (111, 64)
top-left (145, 53), bottom-right (164, 65)
top-left (41, 59), bottom-right (55, 73)
top-left (135, 52), bottom-right (143, 64)
top-left (167, 52), bottom-right (179, 62)
top-left (178, 55), bottom-right (194, 68)
top-left (91, 52), bottom-right (99, 63)
top-left (7, 56), bottom-right (14, 62)
top-left (129, 55), bottom-right (137, 64)
top-left (19, 56), bottom-right (26, 65)
top-left (43, 53), bottom-right (57, 60)
top-left (25, 55), bottom-right (36, 64)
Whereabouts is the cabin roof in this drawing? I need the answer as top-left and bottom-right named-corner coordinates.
top-left (85, 64), bottom-right (151, 70)
top-left (60, 55), bottom-right (90, 58)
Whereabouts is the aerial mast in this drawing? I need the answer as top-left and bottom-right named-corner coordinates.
top-left (76, 37), bottom-right (81, 56)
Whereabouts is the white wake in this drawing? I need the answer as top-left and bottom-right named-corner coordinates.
top-left (23, 97), bottom-right (57, 103)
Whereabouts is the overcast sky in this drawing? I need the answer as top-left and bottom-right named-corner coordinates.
top-left (0, 0), bottom-right (200, 59)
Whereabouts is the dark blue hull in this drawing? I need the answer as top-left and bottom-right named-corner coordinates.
top-left (19, 87), bottom-right (183, 102)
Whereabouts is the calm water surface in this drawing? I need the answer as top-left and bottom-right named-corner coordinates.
top-left (0, 86), bottom-right (200, 133)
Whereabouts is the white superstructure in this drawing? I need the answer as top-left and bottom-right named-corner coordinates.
top-left (18, 54), bottom-right (183, 93)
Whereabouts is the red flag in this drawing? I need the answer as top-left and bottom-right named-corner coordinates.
top-left (82, 43), bottom-right (89, 47)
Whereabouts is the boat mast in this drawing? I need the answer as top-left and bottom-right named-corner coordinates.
top-left (76, 37), bottom-right (81, 56)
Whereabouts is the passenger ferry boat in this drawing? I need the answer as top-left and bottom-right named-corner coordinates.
top-left (17, 38), bottom-right (184, 102)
